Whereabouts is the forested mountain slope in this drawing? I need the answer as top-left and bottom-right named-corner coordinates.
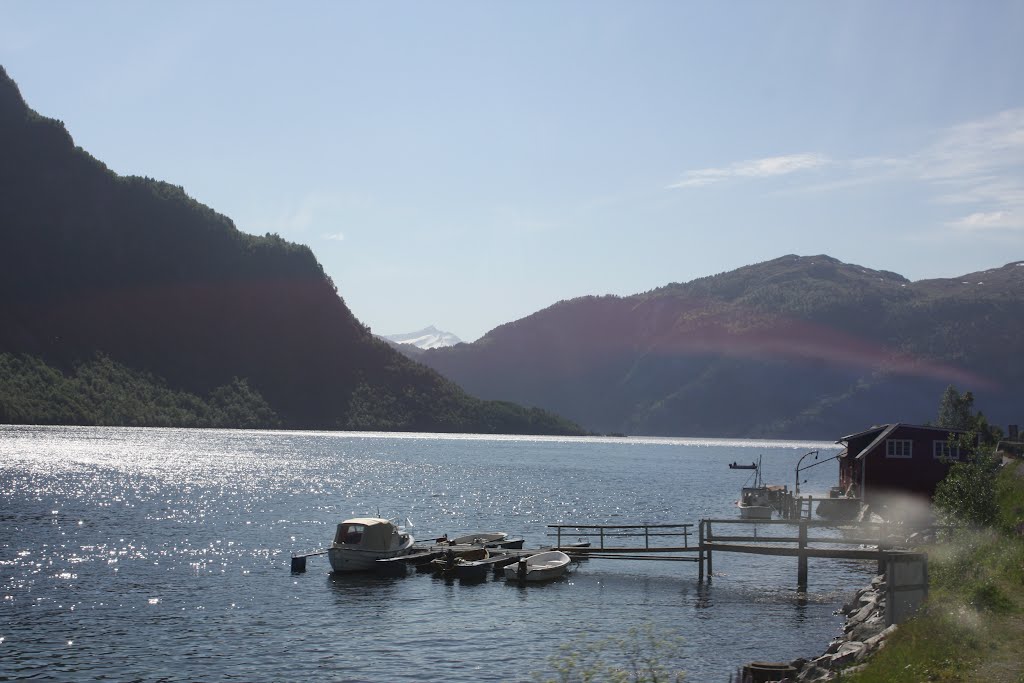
top-left (417, 255), bottom-right (1024, 438)
top-left (0, 66), bottom-right (583, 435)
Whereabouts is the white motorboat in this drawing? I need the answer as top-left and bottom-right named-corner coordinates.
top-left (736, 455), bottom-right (774, 519)
top-left (503, 550), bottom-right (571, 582)
top-left (328, 517), bottom-right (415, 572)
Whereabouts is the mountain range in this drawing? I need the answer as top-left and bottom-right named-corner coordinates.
top-left (0, 65), bottom-right (582, 435)
top-left (409, 255), bottom-right (1024, 439)
top-left (3, 63), bottom-right (1019, 440)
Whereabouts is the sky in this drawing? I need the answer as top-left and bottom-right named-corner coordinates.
top-left (2, 2), bottom-right (1022, 342)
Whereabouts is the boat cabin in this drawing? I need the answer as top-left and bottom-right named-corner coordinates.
top-left (837, 423), bottom-right (974, 505)
top-left (333, 517), bottom-right (403, 550)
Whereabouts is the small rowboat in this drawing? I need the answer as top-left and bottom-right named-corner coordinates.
top-left (449, 532), bottom-right (508, 546)
top-left (503, 550), bottom-right (571, 583)
top-left (428, 547), bottom-right (488, 577)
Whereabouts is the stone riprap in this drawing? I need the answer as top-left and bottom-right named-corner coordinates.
top-left (787, 575), bottom-right (897, 682)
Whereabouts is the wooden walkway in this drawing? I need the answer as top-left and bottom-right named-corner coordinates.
top-left (697, 518), bottom-right (915, 590)
top-left (293, 518), bottom-right (919, 589)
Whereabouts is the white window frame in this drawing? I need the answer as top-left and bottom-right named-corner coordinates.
top-left (885, 439), bottom-right (913, 458)
top-left (933, 440), bottom-right (961, 460)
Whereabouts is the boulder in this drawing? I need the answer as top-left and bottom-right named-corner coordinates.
top-left (830, 641), bottom-right (868, 667)
top-left (849, 612), bottom-right (887, 642)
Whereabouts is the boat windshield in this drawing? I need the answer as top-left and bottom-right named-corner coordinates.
top-left (335, 523), bottom-right (365, 544)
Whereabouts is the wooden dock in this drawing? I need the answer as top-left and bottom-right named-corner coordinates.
top-left (292, 518), bottom-right (917, 590)
top-left (697, 518), bottom-right (919, 590)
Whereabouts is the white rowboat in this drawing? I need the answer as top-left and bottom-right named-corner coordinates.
top-left (502, 550), bottom-right (571, 582)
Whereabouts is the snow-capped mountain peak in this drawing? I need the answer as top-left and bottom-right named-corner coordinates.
top-left (383, 325), bottom-right (462, 350)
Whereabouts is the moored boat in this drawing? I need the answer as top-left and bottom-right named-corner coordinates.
top-left (736, 455), bottom-right (774, 519)
top-left (502, 550), bottom-right (571, 582)
top-left (737, 487), bottom-right (774, 519)
top-left (428, 547), bottom-right (488, 577)
top-left (328, 517), bottom-right (415, 572)
top-left (447, 531), bottom-right (524, 549)
top-left (448, 532), bottom-right (507, 546)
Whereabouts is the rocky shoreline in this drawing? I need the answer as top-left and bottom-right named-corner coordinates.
top-left (786, 574), bottom-right (895, 681)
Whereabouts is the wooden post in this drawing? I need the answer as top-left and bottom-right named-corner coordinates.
top-left (698, 520), bottom-right (705, 582)
top-left (557, 526), bottom-right (562, 548)
top-left (706, 520), bottom-right (714, 579)
top-left (797, 518), bottom-right (808, 591)
top-left (600, 527), bottom-right (605, 549)
top-left (878, 521), bottom-right (890, 573)
top-left (645, 525), bottom-right (650, 549)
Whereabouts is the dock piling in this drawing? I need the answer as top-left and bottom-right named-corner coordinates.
top-left (698, 521), bottom-right (705, 582)
top-left (797, 519), bottom-right (808, 591)
top-left (706, 520), bottom-right (713, 579)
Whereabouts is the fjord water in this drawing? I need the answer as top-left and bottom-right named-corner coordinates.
top-left (0, 426), bottom-right (872, 681)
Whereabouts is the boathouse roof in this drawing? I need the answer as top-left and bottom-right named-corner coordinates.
top-left (837, 423), bottom-right (970, 460)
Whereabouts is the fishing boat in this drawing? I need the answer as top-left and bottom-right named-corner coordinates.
top-left (736, 456), bottom-right (774, 520)
top-left (728, 461), bottom-right (758, 470)
top-left (328, 517), bottom-right (415, 572)
top-left (503, 550), bottom-right (571, 582)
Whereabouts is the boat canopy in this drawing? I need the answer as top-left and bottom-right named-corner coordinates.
top-left (333, 517), bottom-right (400, 551)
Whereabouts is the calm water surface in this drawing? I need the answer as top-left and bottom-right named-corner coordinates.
top-left (0, 426), bottom-right (873, 681)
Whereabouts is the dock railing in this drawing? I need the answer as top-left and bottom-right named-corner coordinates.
top-left (546, 523), bottom-right (697, 561)
top-left (697, 518), bottom-right (943, 589)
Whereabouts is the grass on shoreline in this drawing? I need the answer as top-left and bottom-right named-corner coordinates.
top-left (840, 459), bottom-right (1024, 683)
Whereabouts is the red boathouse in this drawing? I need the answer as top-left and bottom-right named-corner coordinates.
top-left (837, 423), bottom-right (974, 504)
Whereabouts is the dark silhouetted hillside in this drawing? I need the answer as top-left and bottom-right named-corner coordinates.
top-left (0, 66), bottom-right (584, 435)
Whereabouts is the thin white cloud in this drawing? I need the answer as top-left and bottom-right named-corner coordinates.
top-left (668, 153), bottom-right (829, 188)
top-left (921, 109), bottom-right (1024, 236)
top-left (946, 211), bottom-right (1024, 232)
top-left (919, 108), bottom-right (1024, 182)
top-left (672, 108), bottom-right (1024, 240)
top-left (322, 232), bottom-right (346, 241)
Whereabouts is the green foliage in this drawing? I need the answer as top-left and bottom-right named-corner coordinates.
top-left (534, 623), bottom-right (685, 683)
top-left (0, 353), bottom-right (279, 429)
top-left (933, 387), bottom-right (1007, 526)
top-left (934, 444), bottom-right (1000, 527)
top-left (995, 459), bottom-right (1024, 539)
top-left (937, 385), bottom-right (975, 430)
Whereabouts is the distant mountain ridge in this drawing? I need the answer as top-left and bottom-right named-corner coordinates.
top-left (0, 65), bottom-right (584, 435)
top-left (383, 326), bottom-right (462, 350)
top-left (415, 255), bottom-right (1024, 438)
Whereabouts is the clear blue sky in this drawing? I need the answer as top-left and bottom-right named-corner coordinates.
top-left (2, 2), bottom-right (1021, 341)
